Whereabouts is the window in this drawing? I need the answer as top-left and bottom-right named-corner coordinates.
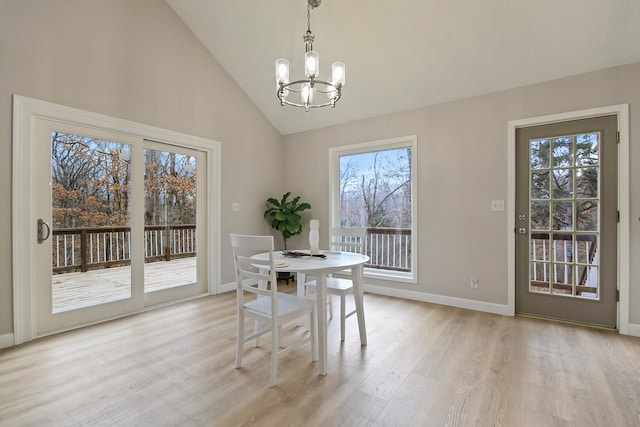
top-left (330, 135), bottom-right (417, 282)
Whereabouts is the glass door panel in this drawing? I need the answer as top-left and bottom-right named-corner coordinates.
top-left (528, 133), bottom-right (600, 299)
top-left (51, 133), bottom-right (134, 312)
top-left (142, 142), bottom-right (205, 303)
top-left (36, 119), bottom-right (140, 335)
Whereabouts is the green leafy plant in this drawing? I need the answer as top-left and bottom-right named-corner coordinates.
top-left (264, 192), bottom-right (311, 250)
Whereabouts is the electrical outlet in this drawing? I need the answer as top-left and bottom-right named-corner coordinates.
top-left (471, 277), bottom-right (478, 288)
top-left (491, 200), bottom-right (504, 211)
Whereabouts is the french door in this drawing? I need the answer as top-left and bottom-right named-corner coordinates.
top-left (34, 118), bottom-right (207, 335)
top-left (515, 115), bottom-right (618, 328)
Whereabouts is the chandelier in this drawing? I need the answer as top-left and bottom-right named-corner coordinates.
top-left (275, 0), bottom-right (345, 111)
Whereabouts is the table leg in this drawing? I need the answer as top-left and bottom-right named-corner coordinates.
top-left (352, 265), bottom-right (367, 345)
top-left (296, 272), bottom-right (306, 297)
top-left (254, 270), bottom-right (270, 347)
top-left (296, 272), bottom-right (309, 328)
top-left (316, 273), bottom-right (328, 375)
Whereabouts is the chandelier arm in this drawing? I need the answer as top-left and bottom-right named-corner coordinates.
top-left (280, 78), bottom-right (339, 90)
top-left (277, 78), bottom-right (341, 109)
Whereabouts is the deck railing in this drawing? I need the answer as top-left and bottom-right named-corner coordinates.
top-left (530, 232), bottom-right (598, 295)
top-left (365, 227), bottom-right (412, 272)
top-left (52, 225), bottom-right (413, 274)
top-left (52, 224), bottom-right (196, 274)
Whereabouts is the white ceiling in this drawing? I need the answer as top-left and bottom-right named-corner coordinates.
top-left (166, 0), bottom-right (640, 135)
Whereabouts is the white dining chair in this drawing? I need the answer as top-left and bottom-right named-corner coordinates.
top-left (230, 233), bottom-right (317, 387)
top-left (305, 227), bottom-right (366, 341)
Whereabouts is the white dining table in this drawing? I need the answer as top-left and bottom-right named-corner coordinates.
top-left (251, 250), bottom-right (369, 375)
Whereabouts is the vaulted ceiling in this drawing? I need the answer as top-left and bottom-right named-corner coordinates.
top-left (166, 0), bottom-right (640, 135)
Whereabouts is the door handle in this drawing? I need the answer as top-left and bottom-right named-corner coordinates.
top-left (518, 227), bottom-right (527, 235)
top-left (37, 218), bottom-right (51, 244)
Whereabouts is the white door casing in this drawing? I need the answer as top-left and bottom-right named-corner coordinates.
top-left (507, 104), bottom-right (630, 334)
top-left (12, 95), bottom-right (221, 344)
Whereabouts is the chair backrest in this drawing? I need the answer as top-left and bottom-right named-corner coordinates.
top-left (230, 234), bottom-right (278, 308)
top-left (329, 227), bottom-right (366, 254)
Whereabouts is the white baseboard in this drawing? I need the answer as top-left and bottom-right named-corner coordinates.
top-left (363, 284), bottom-right (511, 316)
top-left (222, 281), bottom-right (509, 316)
top-left (364, 284), bottom-right (640, 337)
top-left (0, 333), bottom-right (15, 349)
top-left (627, 322), bottom-right (640, 338)
top-left (219, 282), bottom-right (236, 293)
top-left (222, 279), bottom-right (640, 337)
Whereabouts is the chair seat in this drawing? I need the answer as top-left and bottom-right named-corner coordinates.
top-left (245, 293), bottom-right (316, 318)
top-left (306, 277), bottom-right (354, 295)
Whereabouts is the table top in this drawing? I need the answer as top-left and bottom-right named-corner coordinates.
top-left (251, 250), bottom-right (369, 274)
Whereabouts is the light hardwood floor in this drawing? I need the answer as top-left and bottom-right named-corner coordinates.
top-left (1, 291), bottom-right (639, 426)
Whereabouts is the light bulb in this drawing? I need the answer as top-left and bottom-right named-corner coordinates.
top-left (305, 51), bottom-right (319, 77)
top-left (275, 59), bottom-right (289, 83)
top-left (332, 62), bottom-right (345, 86)
top-left (301, 82), bottom-right (314, 104)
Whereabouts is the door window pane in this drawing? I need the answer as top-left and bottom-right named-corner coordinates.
top-left (530, 262), bottom-right (549, 291)
top-left (530, 235), bottom-right (550, 262)
top-left (144, 148), bottom-right (198, 291)
top-left (530, 139), bottom-right (550, 169)
top-left (576, 167), bottom-right (598, 198)
top-left (51, 132), bottom-right (132, 313)
top-left (530, 202), bottom-right (550, 230)
top-left (552, 169), bottom-right (573, 199)
top-left (576, 133), bottom-right (599, 166)
top-left (576, 236), bottom-right (598, 264)
top-left (552, 137), bottom-right (573, 167)
top-left (576, 201), bottom-right (598, 231)
top-left (528, 131), bottom-right (602, 299)
top-left (530, 171), bottom-right (550, 199)
top-left (552, 202), bottom-right (573, 231)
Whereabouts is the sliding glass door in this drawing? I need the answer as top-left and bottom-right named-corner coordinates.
top-left (34, 119), bottom-right (207, 335)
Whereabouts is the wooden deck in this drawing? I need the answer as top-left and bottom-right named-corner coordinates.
top-left (52, 257), bottom-right (197, 313)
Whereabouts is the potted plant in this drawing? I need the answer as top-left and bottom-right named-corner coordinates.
top-left (264, 192), bottom-right (311, 251)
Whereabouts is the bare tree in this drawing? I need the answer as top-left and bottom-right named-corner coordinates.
top-left (340, 147), bottom-right (412, 228)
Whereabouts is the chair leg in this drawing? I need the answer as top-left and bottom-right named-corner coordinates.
top-left (340, 294), bottom-right (346, 341)
top-left (235, 312), bottom-right (245, 368)
top-left (253, 320), bottom-right (261, 347)
top-left (278, 325), bottom-right (282, 348)
top-left (269, 323), bottom-right (279, 387)
top-left (328, 294), bottom-right (334, 320)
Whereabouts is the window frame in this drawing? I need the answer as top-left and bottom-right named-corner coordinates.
top-left (329, 135), bottom-right (417, 284)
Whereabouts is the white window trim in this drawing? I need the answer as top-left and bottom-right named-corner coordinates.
top-left (12, 95), bottom-right (221, 345)
top-left (329, 135), bottom-right (418, 284)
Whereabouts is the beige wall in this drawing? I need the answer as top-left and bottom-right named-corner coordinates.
top-left (2, 0), bottom-right (638, 339)
top-left (0, 0), bottom-right (284, 336)
top-left (283, 63), bottom-right (640, 325)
